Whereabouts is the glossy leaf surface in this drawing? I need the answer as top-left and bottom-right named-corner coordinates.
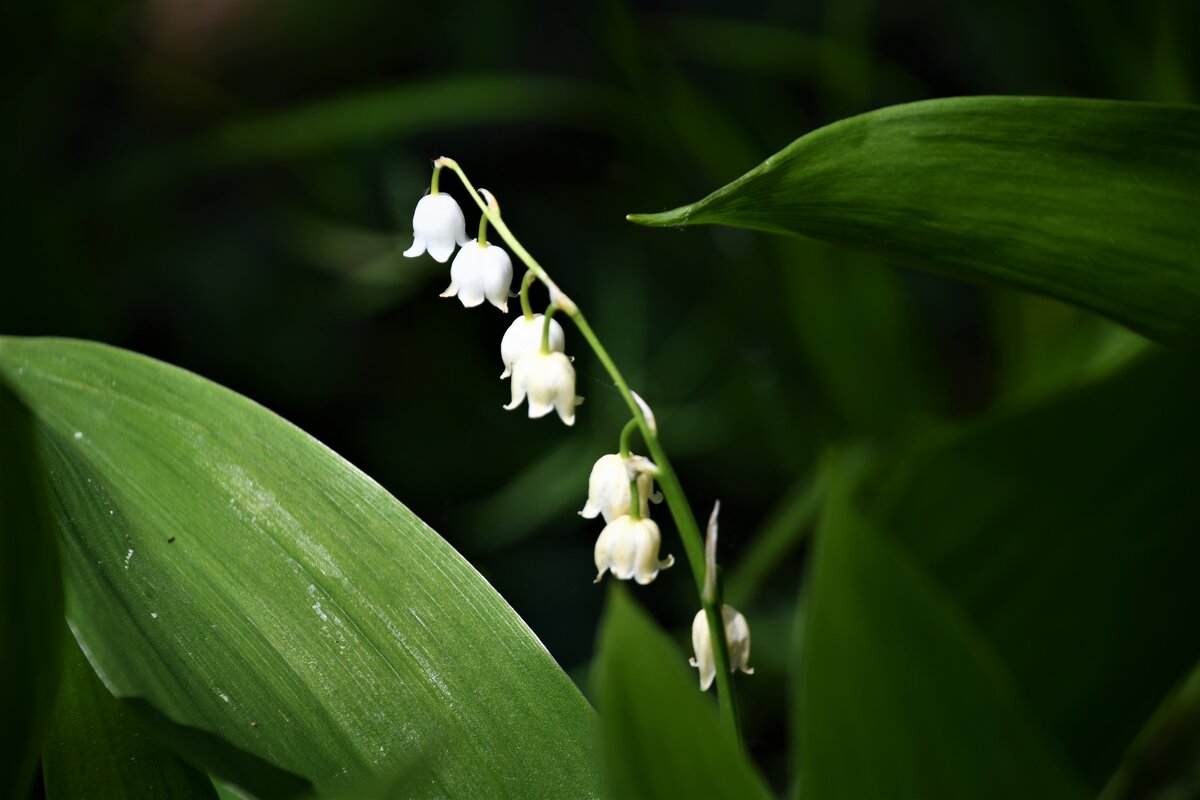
top-left (630, 97), bottom-right (1200, 343)
top-left (0, 337), bottom-right (598, 799)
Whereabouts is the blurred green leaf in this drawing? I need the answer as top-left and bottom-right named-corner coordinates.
top-left (629, 97), bottom-right (1200, 344)
top-left (798, 459), bottom-right (1088, 800)
top-left (0, 337), bottom-right (599, 799)
top-left (660, 14), bottom-right (924, 101)
top-left (593, 588), bottom-right (771, 800)
top-left (874, 351), bottom-right (1200, 786)
top-left (457, 436), bottom-right (593, 552)
top-left (776, 239), bottom-right (943, 433)
top-left (43, 635), bottom-right (216, 800)
top-left (0, 381), bottom-right (63, 799)
top-left (1100, 660), bottom-right (1200, 800)
top-left (198, 75), bottom-right (630, 166)
top-left (990, 291), bottom-right (1150, 408)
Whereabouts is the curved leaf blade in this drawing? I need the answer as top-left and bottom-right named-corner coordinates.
top-left (0, 381), bottom-right (63, 798)
top-left (198, 75), bottom-right (630, 167)
top-left (43, 635), bottom-right (216, 800)
top-left (875, 351), bottom-right (1200, 785)
top-left (629, 97), bottom-right (1200, 343)
top-left (798, 460), bottom-right (1087, 799)
top-left (0, 337), bottom-right (598, 799)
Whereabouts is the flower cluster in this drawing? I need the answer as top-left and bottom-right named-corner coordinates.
top-left (405, 159), bottom-right (750, 695)
top-left (404, 182), bottom-right (580, 425)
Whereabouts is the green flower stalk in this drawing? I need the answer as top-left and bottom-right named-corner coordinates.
top-left (407, 156), bottom-right (748, 743)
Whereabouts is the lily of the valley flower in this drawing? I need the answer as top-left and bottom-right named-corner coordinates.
top-left (441, 239), bottom-right (513, 311)
top-left (689, 605), bottom-right (754, 691)
top-left (593, 515), bottom-right (675, 584)
top-left (500, 314), bottom-right (565, 379)
top-left (579, 453), bottom-right (659, 522)
top-left (505, 350), bottom-right (580, 425)
top-left (403, 193), bottom-right (468, 263)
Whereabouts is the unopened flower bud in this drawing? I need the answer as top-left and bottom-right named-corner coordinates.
top-left (689, 605), bottom-right (754, 691)
top-left (593, 515), bottom-right (674, 585)
top-left (403, 193), bottom-right (468, 263)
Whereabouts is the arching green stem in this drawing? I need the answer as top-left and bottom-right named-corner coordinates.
top-left (430, 164), bottom-right (441, 195)
top-left (434, 156), bottom-right (742, 742)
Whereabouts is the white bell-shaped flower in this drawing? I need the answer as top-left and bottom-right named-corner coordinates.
top-left (504, 350), bottom-right (580, 425)
top-left (440, 239), bottom-right (513, 311)
top-left (403, 193), bottom-right (468, 263)
top-left (689, 605), bottom-right (754, 691)
top-left (579, 453), bottom-right (657, 523)
top-left (500, 314), bottom-right (565, 379)
top-left (593, 514), bottom-right (674, 585)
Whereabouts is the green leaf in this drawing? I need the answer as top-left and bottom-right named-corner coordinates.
top-left (874, 351), bottom-right (1200, 786)
top-left (593, 588), bottom-right (771, 800)
top-left (0, 380), bottom-right (63, 798)
top-left (796, 351), bottom-right (1200, 798)
top-left (1101, 660), bottom-right (1200, 800)
top-left (628, 97), bottom-right (1200, 344)
top-left (43, 635), bottom-right (216, 800)
top-left (197, 75), bottom-right (630, 167)
top-left (989, 292), bottom-right (1150, 408)
top-left (775, 238), bottom-right (943, 434)
top-left (798, 460), bottom-right (1088, 800)
top-left (0, 337), bottom-right (599, 799)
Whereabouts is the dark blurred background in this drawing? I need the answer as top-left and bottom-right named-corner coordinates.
top-left (4, 0), bottom-right (1195, 791)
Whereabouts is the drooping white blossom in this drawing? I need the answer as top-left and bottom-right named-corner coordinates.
top-left (500, 314), bottom-right (565, 379)
top-left (593, 514), bottom-right (674, 585)
top-left (579, 453), bottom-right (659, 522)
top-left (403, 193), bottom-right (468, 263)
top-left (440, 239), bottom-right (513, 311)
top-left (504, 350), bottom-right (580, 425)
top-left (689, 605), bottom-right (754, 691)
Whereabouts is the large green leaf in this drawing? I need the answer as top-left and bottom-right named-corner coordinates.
top-left (774, 238), bottom-right (943, 434)
top-left (628, 97), bottom-right (1200, 344)
top-left (797, 351), bottom-right (1200, 797)
top-left (0, 337), bottom-right (599, 799)
top-left (593, 588), bottom-right (771, 800)
top-left (43, 635), bottom-right (216, 800)
top-left (798, 463), bottom-right (1087, 799)
top-left (0, 381), bottom-right (63, 798)
top-left (873, 351), bottom-right (1200, 785)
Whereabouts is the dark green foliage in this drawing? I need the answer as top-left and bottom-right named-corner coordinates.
top-left (594, 588), bottom-right (771, 800)
top-left (43, 637), bottom-right (217, 800)
top-left (0, 383), bottom-right (63, 799)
